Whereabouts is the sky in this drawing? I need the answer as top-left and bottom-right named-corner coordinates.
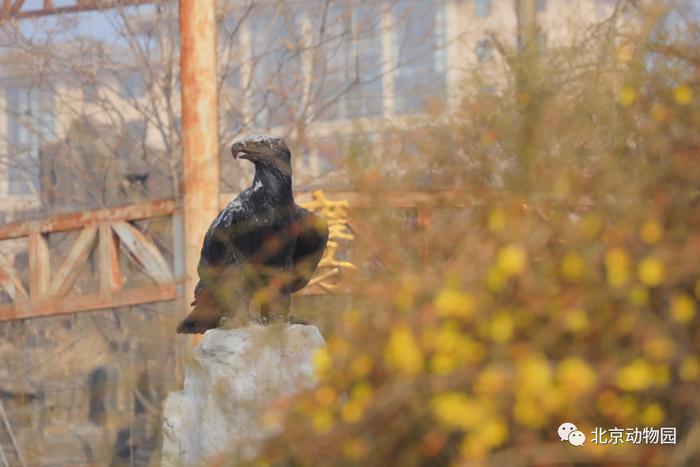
top-left (17, 1), bottom-right (157, 43)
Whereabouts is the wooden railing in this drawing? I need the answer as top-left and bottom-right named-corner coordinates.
top-left (0, 200), bottom-right (180, 321)
top-left (0, 190), bottom-right (455, 322)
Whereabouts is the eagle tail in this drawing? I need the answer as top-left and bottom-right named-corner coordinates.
top-left (176, 288), bottom-right (221, 334)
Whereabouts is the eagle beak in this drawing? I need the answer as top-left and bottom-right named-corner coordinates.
top-left (231, 141), bottom-right (246, 159)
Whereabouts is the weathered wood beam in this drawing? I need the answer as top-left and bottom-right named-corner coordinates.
top-left (9, 0), bottom-right (24, 15)
top-left (0, 0), bottom-right (152, 19)
top-left (0, 252), bottom-right (28, 302)
top-left (98, 223), bottom-right (122, 294)
top-left (112, 222), bottom-right (173, 283)
top-left (0, 283), bottom-right (176, 321)
top-left (28, 231), bottom-right (50, 299)
top-left (0, 192), bottom-right (467, 242)
top-left (45, 227), bottom-right (98, 297)
top-left (222, 190), bottom-right (471, 210)
top-left (0, 199), bottom-right (175, 241)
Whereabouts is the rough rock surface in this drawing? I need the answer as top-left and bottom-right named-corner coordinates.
top-left (161, 324), bottom-right (325, 466)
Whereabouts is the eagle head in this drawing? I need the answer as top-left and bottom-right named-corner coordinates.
top-left (231, 135), bottom-right (291, 175)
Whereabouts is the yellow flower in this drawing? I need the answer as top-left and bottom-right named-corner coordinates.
top-left (434, 288), bottom-right (475, 319)
top-left (384, 324), bottom-right (424, 375)
top-left (474, 366), bottom-right (509, 395)
top-left (459, 417), bottom-right (508, 459)
top-left (497, 244), bottom-right (527, 277)
top-left (616, 359), bottom-right (654, 391)
top-left (514, 396), bottom-right (546, 428)
top-left (679, 356), bottom-right (700, 381)
top-left (313, 348), bottom-right (331, 375)
top-left (618, 85), bottom-right (636, 106)
top-left (640, 220), bottom-right (662, 244)
top-left (351, 382), bottom-right (373, 402)
top-left (430, 325), bottom-right (484, 373)
top-left (517, 354), bottom-right (552, 393)
top-left (341, 400), bottom-right (364, 423)
top-left (430, 354), bottom-right (458, 375)
top-left (674, 84), bottom-right (693, 105)
top-left (431, 392), bottom-right (489, 430)
top-left (640, 403), bottom-right (665, 426)
top-left (489, 311), bottom-right (514, 343)
top-left (459, 435), bottom-right (487, 460)
top-left (561, 252), bottom-right (584, 281)
top-left (629, 285), bottom-right (649, 306)
top-left (670, 294), bottom-right (696, 323)
top-left (563, 308), bottom-right (589, 333)
top-left (312, 409), bottom-right (334, 433)
top-left (638, 257), bottom-right (665, 287)
top-left (605, 248), bottom-right (630, 288)
top-left (480, 418), bottom-right (508, 446)
top-left (557, 357), bottom-right (597, 395)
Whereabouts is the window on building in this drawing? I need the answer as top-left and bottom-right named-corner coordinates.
top-left (475, 0), bottom-right (492, 18)
top-left (6, 86), bottom-right (54, 195)
top-left (393, 1), bottom-right (446, 114)
top-left (250, 9), bottom-right (304, 128)
top-left (475, 39), bottom-right (494, 62)
top-left (119, 72), bottom-right (146, 99)
top-left (316, 3), bottom-right (384, 121)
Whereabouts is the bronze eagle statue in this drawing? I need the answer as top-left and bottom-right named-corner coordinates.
top-left (177, 135), bottom-right (329, 333)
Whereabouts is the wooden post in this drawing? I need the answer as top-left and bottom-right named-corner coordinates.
top-left (28, 230), bottom-right (49, 300)
top-left (179, 0), bottom-right (219, 320)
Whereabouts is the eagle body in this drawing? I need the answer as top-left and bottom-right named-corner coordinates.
top-left (177, 136), bottom-right (328, 334)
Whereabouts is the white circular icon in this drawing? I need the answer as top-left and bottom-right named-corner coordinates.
top-left (568, 430), bottom-right (586, 446)
top-left (558, 422), bottom-right (577, 441)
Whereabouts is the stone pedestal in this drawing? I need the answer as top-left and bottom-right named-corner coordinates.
top-left (161, 324), bottom-right (325, 466)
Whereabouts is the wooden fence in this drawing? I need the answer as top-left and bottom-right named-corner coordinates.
top-left (0, 190), bottom-right (454, 322)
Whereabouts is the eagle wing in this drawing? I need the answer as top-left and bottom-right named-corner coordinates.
top-left (177, 198), bottom-right (248, 334)
top-left (289, 206), bottom-right (329, 293)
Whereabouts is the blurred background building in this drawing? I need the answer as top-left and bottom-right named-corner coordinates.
top-left (0, 0), bottom-right (617, 220)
